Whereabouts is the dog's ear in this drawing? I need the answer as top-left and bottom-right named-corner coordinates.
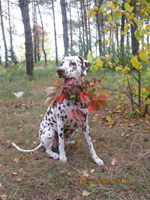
top-left (78, 56), bottom-right (91, 76)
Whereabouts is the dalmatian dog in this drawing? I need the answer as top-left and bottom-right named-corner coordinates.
top-left (12, 56), bottom-right (104, 166)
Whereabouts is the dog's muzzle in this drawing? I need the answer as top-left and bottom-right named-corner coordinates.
top-left (57, 68), bottom-right (76, 89)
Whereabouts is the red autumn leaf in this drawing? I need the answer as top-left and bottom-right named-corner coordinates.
top-left (98, 93), bottom-right (109, 101)
top-left (56, 93), bottom-right (68, 103)
top-left (80, 90), bottom-right (90, 102)
top-left (93, 77), bottom-right (101, 84)
top-left (73, 111), bottom-right (84, 123)
top-left (68, 110), bottom-right (84, 123)
top-left (87, 81), bottom-right (94, 87)
top-left (88, 100), bottom-right (101, 111)
top-left (98, 99), bottom-right (108, 107)
top-left (54, 80), bottom-right (61, 85)
top-left (88, 106), bottom-right (92, 114)
top-left (111, 157), bottom-right (117, 166)
top-left (59, 86), bottom-right (63, 95)
top-left (90, 95), bottom-right (96, 100)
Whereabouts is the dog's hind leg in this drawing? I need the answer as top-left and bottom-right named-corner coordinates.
top-left (40, 128), bottom-right (59, 160)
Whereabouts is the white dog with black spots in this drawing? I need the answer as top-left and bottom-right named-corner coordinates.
top-left (12, 56), bottom-right (104, 165)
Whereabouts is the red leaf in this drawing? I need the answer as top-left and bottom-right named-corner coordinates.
top-left (98, 93), bottom-right (109, 101)
top-left (59, 86), bottom-right (63, 95)
top-left (98, 100), bottom-right (108, 107)
top-left (54, 80), bottom-right (61, 85)
top-left (90, 95), bottom-right (96, 100)
top-left (73, 111), bottom-right (84, 123)
top-left (88, 100), bottom-right (101, 111)
top-left (79, 90), bottom-right (90, 102)
top-left (87, 81), bottom-right (94, 87)
top-left (111, 157), bottom-right (117, 166)
top-left (56, 93), bottom-right (68, 103)
top-left (93, 77), bottom-right (96, 84)
top-left (93, 77), bottom-right (101, 84)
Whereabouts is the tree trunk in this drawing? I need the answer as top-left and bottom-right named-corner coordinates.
top-left (37, 3), bottom-right (47, 66)
top-left (81, 0), bottom-right (85, 57)
top-left (52, 0), bottom-right (58, 65)
top-left (83, 0), bottom-right (88, 58)
top-left (8, 0), bottom-right (13, 62)
top-left (19, 0), bottom-right (34, 75)
top-left (33, 0), bottom-right (37, 63)
top-left (60, 0), bottom-right (69, 56)
top-left (120, 0), bottom-right (125, 62)
top-left (130, 0), bottom-right (139, 56)
top-left (69, 1), bottom-right (73, 54)
top-left (77, 3), bottom-right (81, 55)
top-left (0, 0), bottom-right (8, 68)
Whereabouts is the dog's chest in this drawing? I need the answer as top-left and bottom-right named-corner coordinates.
top-left (41, 99), bottom-right (88, 132)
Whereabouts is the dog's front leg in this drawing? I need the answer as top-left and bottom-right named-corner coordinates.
top-left (82, 122), bottom-right (104, 166)
top-left (57, 120), bottom-right (67, 163)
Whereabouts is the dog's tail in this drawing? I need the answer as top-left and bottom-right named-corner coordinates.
top-left (12, 142), bottom-right (43, 153)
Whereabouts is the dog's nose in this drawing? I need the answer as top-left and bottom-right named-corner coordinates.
top-left (57, 68), bottom-right (65, 75)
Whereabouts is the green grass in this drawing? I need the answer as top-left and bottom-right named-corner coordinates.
top-left (0, 64), bottom-right (150, 199)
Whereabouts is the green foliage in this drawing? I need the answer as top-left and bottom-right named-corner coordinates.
top-left (88, 0), bottom-right (150, 117)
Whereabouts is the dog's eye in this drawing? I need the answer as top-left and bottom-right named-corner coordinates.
top-left (71, 62), bottom-right (76, 66)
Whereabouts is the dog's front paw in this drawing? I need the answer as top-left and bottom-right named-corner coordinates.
top-left (59, 155), bottom-right (67, 163)
top-left (94, 157), bottom-right (104, 166)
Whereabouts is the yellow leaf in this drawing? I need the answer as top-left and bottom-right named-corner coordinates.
top-left (95, 57), bottom-right (104, 69)
top-left (94, 6), bottom-right (98, 11)
top-left (87, 52), bottom-right (93, 62)
top-left (139, 51), bottom-right (149, 62)
top-left (109, 38), bottom-right (112, 44)
top-left (145, 84), bottom-right (150, 91)
top-left (90, 169), bottom-right (95, 173)
top-left (103, 28), bottom-right (108, 33)
top-left (98, 6), bottom-right (102, 13)
top-left (106, 54), bottom-right (111, 60)
top-left (104, 90), bottom-right (109, 96)
top-left (131, 56), bottom-right (142, 70)
top-left (17, 178), bottom-right (22, 182)
top-left (108, 61), bottom-right (113, 68)
top-left (14, 158), bottom-right (19, 163)
top-left (147, 68), bottom-right (150, 76)
top-left (120, 31), bottom-right (126, 36)
top-left (104, 40), bottom-right (108, 46)
top-left (12, 172), bottom-right (17, 175)
top-left (115, 66), bottom-right (122, 71)
top-left (124, 23), bottom-right (129, 33)
top-left (88, 9), bottom-right (95, 18)
top-left (103, 12), bottom-right (107, 16)
top-left (108, 16), bottom-right (112, 23)
top-left (102, 75), bottom-right (105, 83)
top-left (112, 25), bottom-right (118, 29)
top-left (145, 98), bottom-right (150, 105)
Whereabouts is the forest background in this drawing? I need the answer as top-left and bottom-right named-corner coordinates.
top-left (0, 0), bottom-right (150, 199)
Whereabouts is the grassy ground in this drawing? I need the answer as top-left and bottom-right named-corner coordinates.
top-left (0, 64), bottom-right (150, 200)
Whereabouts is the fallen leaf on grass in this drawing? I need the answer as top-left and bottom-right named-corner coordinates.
top-left (82, 170), bottom-right (89, 177)
top-left (111, 157), bottom-right (117, 166)
top-left (0, 194), bottom-right (7, 200)
top-left (90, 169), bottom-right (95, 173)
top-left (82, 190), bottom-right (90, 197)
top-left (0, 183), bottom-right (2, 187)
top-left (13, 157), bottom-right (19, 163)
top-left (12, 172), bottom-right (17, 175)
top-left (16, 178), bottom-right (22, 182)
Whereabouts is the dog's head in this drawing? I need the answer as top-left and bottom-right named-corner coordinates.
top-left (57, 56), bottom-right (91, 89)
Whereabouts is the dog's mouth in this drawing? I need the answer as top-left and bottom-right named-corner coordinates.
top-left (62, 77), bottom-right (76, 89)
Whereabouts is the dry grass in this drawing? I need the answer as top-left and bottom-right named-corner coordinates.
top-left (0, 66), bottom-right (150, 200)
